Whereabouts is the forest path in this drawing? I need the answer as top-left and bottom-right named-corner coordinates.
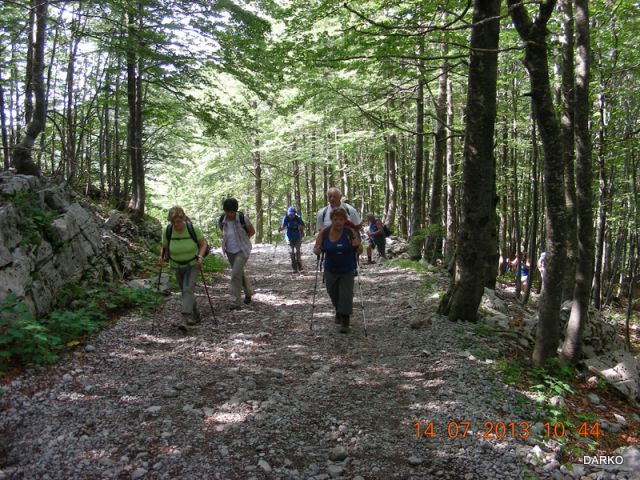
top-left (1, 242), bottom-right (549, 479)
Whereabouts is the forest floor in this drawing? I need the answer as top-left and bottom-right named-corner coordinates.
top-left (0, 241), bottom-right (639, 480)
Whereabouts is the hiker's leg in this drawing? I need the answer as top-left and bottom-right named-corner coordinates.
top-left (375, 237), bottom-right (386, 258)
top-left (227, 252), bottom-right (243, 307)
top-left (336, 272), bottom-right (354, 316)
top-left (294, 240), bottom-right (303, 270)
top-left (176, 266), bottom-right (198, 316)
top-left (237, 252), bottom-right (253, 298)
top-left (324, 271), bottom-right (340, 311)
top-left (289, 243), bottom-right (297, 271)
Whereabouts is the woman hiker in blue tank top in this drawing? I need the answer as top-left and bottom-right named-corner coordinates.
top-left (313, 207), bottom-right (361, 333)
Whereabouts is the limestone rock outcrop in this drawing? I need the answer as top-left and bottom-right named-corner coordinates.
top-left (0, 171), bottom-right (155, 317)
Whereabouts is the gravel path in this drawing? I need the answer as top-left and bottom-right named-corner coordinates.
top-left (0, 242), bottom-right (609, 479)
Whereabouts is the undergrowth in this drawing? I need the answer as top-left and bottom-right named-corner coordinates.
top-left (0, 282), bottom-right (164, 376)
top-left (494, 355), bottom-right (606, 460)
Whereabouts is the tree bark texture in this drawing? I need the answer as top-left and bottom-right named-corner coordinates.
top-left (426, 57), bottom-right (448, 263)
top-left (253, 138), bottom-right (264, 243)
top-left (559, 0), bottom-right (578, 302)
top-left (440, 0), bottom-right (501, 322)
top-left (409, 76), bottom-right (425, 259)
top-left (561, 0), bottom-right (594, 363)
top-left (444, 75), bottom-right (457, 265)
top-left (13, 0), bottom-right (47, 177)
top-left (509, 0), bottom-right (568, 366)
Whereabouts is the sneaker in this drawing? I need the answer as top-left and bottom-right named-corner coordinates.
top-left (187, 310), bottom-right (201, 325)
top-left (244, 295), bottom-right (252, 304)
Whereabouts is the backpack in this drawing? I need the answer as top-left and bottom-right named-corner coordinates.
top-left (218, 212), bottom-right (248, 233)
top-left (165, 219), bottom-right (209, 262)
top-left (321, 204), bottom-right (357, 224)
top-left (382, 224), bottom-right (392, 237)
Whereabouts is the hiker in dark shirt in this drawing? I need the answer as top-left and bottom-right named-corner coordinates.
top-left (313, 207), bottom-right (361, 333)
top-left (365, 213), bottom-right (387, 263)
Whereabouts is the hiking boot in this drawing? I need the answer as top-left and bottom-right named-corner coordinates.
top-left (339, 314), bottom-right (350, 333)
top-left (186, 310), bottom-right (201, 325)
top-left (244, 295), bottom-right (252, 304)
top-left (334, 312), bottom-right (341, 324)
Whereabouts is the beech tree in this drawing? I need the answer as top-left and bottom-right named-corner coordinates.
top-left (12, 0), bottom-right (47, 176)
top-left (438, 0), bottom-right (501, 322)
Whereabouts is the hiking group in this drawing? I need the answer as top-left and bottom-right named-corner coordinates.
top-left (160, 188), bottom-right (390, 334)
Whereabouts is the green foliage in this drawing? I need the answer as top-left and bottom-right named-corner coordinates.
top-left (7, 192), bottom-right (57, 247)
top-left (496, 358), bottom-right (523, 385)
top-left (0, 282), bottom-right (165, 376)
top-left (0, 294), bottom-right (59, 369)
top-left (472, 323), bottom-right (497, 337)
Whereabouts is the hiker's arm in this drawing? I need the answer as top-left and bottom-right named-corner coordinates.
top-left (351, 232), bottom-right (361, 249)
top-left (375, 220), bottom-right (384, 236)
top-left (313, 230), bottom-right (324, 255)
top-left (197, 239), bottom-right (207, 257)
top-left (246, 224), bottom-right (256, 238)
top-left (159, 246), bottom-right (166, 265)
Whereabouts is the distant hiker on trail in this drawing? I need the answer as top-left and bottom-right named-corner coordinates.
top-left (279, 206), bottom-right (305, 273)
top-left (365, 213), bottom-right (387, 263)
top-left (315, 187), bottom-right (362, 233)
top-left (219, 198), bottom-right (255, 310)
top-left (537, 251), bottom-right (548, 290)
top-left (511, 251), bottom-right (530, 289)
top-left (313, 207), bottom-right (361, 333)
top-left (160, 206), bottom-right (208, 327)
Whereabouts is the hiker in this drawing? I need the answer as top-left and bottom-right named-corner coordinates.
top-left (219, 198), bottom-right (255, 310)
top-left (537, 252), bottom-right (547, 278)
top-left (313, 207), bottom-right (361, 333)
top-left (160, 206), bottom-right (208, 326)
top-left (511, 251), bottom-right (529, 289)
top-left (315, 187), bottom-right (362, 233)
top-left (365, 212), bottom-right (387, 263)
top-left (279, 206), bottom-right (305, 273)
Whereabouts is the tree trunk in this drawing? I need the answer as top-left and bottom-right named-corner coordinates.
top-left (444, 75), bottom-right (457, 265)
top-left (439, 0), bottom-right (500, 321)
top-left (509, 0), bottom-right (568, 367)
top-left (386, 133), bottom-right (398, 228)
top-left (253, 138), bottom-right (263, 243)
top-left (561, 0), bottom-right (594, 363)
top-left (593, 90), bottom-right (608, 309)
top-left (126, 3), bottom-right (145, 217)
top-left (13, 0), bottom-right (47, 177)
top-left (426, 57), bottom-right (448, 264)
top-left (559, 0), bottom-right (578, 302)
top-left (0, 69), bottom-right (9, 170)
top-left (65, 14), bottom-right (80, 183)
top-left (523, 102), bottom-right (540, 305)
top-left (409, 70), bottom-right (425, 259)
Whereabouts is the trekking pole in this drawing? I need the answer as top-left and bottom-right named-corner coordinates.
top-left (200, 269), bottom-right (218, 325)
top-left (310, 253), bottom-right (323, 331)
top-left (354, 255), bottom-right (368, 337)
top-left (157, 263), bottom-right (163, 291)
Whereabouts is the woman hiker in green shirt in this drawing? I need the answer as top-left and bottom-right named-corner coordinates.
top-left (160, 206), bottom-right (208, 328)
